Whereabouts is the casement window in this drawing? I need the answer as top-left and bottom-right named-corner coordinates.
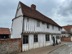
top-left (52, 25), bottom-right (54, 30)
top-left (58, 28), bottom-right (60, 31)
top-left (42, 22), bottom-right (45, 24)
top-left (27, 18), bottom-right (29, 22)
top-left (34, 34), bottom-right (38, 42)
top-left (45, 34), bottom-right (50, 41)
top-left (47, 24), bottom-right (49, 28)
top-left (37, 21), bottom-right (40, 27)
top-left (23, 35), bottom-right (28, 44)
top-left (56, 36), bottom-right (60, 39)
top-left (61, 31), bottom-right (66, 34)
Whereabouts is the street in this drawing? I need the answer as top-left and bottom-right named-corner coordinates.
top-left (49, 42), bottom-right (72, 54)
top-left (18, 42), bottom-right (72, 54)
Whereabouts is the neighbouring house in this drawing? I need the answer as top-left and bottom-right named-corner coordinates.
top-left (11, 2), bottom-right (62, 51)
top-left (0, 28), bottom-right (10, 39)
top-left (61, 25), bottom-right (72, 37)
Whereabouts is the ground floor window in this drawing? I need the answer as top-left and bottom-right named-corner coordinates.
top-left (45, 34), bottom-right (50, 41)
top-left (34, 34), bottom-right (38, 42)
top-left (23, 35), bottom-right (28, 44)
top-left (56, 36), bottom-right (60, 39)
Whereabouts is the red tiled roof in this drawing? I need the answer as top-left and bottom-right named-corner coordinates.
top-left (13, 2), bottom-right (61, 28)
top-left (0, 28), bottom-right (10, 35)
top-left (63, 25), bottom-right (72, 32)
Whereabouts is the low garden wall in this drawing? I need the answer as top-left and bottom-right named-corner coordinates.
top-left (0, 38), bottom-right (22, 54)
top-left (61, 37), bottom-right (71, 42)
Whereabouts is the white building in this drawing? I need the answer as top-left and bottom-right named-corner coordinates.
top-left (61, 25), bottom-right (72, 37)
top-left (11, 2), bottom-right (62, 51)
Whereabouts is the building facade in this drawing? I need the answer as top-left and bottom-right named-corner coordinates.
top-left (61, 25), bottom-right (72, 37)
top-left (11, 2), bottom-right (62, 51)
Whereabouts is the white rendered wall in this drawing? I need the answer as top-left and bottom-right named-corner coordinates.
top-left (15, 3), bottom-right (23, 17)
top-left (24, 18), bottom-right (61, 34)
top-left (11, 17), bottom-right (23, 38)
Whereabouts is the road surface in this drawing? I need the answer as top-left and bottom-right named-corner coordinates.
top-left (49, 42), bottom-right (72, 54)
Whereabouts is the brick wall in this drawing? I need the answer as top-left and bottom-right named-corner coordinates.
top-left (61, 37), bottom-right (71, 42)
top-left (0, 38), bottom-right (22, 54)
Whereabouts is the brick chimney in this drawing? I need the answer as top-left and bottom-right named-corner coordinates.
top-left (31, 4), bottom-right (36, 10)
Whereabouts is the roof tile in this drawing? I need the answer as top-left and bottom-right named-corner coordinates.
top-left (0, 28), bottom-right (10, 35)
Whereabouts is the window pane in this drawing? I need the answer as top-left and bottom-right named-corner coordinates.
top-left (34, 34), bottom-right (38, 42)
top-left (37, 21), bottom-right (40, 27)
top-left (56, 36), bottom-right (60, 39)
top-left (47, 24), bottom-right (49, 28)
top-left (58, 28), bottom-right (60, 31)
top-left (45, 34), bottom-right (49, 41)
top-left (52, 25), bottom-right (54, 29)
top-left (23, 35), bottom-right (28, 44)
top-left (27, 18), bottom-right (29, 22)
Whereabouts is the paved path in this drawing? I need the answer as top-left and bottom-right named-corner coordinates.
top-left (18, 43), bottom-right (64, 54)
top-left (49, 42), bottom-right (72, 54)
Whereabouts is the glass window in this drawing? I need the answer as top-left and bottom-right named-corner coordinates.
top-left (27, 18), bottom-right (29, 22)
top-left (58, 28), bottom-right (60, 31)
top-left (23, 35), bottom-right (28, 44)
top-left (34, 34), bottom-right (38, 42)
top-left (47, 24), bottom-right (49, 28)
top-left (52, 25), bottom-right (54, 30)
top-left (56, 36), bottom-right (60, 39)
top-left (45, 34), bottom-right (50, 41)
top-left (37, 21), bottom-right (40, 27)
top-left (42, 22), bottom-right (45, 24)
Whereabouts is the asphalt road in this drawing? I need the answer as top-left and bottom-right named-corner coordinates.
top-left (49, 42), bottom-right (72, 54)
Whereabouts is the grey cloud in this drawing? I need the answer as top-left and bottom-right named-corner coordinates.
top-left (58, 0), bottom-right (72, 17)
top-left (0, 0), bottom-right (72, 28)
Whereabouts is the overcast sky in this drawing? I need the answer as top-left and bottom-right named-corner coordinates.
top-left (0, 0), bottom-right (72, 28)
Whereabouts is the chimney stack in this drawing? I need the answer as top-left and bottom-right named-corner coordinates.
top-left (31, 4), bottom-right (36, 10)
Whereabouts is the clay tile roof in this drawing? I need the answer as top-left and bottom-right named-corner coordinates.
top-left (63, 25), bottom-right (72, 32)
top-left (0, 28), bottom-right (10, 35)
top-left (14, 2), bottom-right (61, 28)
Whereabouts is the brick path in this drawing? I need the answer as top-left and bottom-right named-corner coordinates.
top-left (18, 43), bottom-right (65, 54)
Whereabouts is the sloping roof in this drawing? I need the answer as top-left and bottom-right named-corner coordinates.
top-left (13, 2), bottom-right (61, 28)
top-left (0, 28), bottom-right (10, 35)
top-left (63, 25), bottom-right (72, 32)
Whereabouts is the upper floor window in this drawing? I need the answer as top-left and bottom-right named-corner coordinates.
top-left (27, 18), bottom-right (29, 22)
top-left (34, 34), bottom-right (38, 42)
top-left (52, 25), bottom-right (54, 30)
top-left (37, 21), bottom-right (40, 27)
top-left (47, 24), bottom-right (49, 28)
top-left (42, 22), bottom-right (45, 24)
top-left (58, 28), bottom-right (60, 31)
top-left (45, 34), bottom-right (50, 41)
